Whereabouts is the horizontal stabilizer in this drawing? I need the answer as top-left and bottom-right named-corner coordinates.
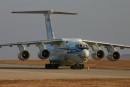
top-left (12, 10), bottom-right (77, 15)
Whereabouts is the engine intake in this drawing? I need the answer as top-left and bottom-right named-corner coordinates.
top-left (18, 50), bottom-right (30, 60)
top-left (38, 49), bottom-right (50, 59)
top-left (107, 51), bottom-right (120, 61)
top-left (92, 50), bottom-right (105, 60)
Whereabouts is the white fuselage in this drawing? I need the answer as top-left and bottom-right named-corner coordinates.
top-left (46, 38), bottom-right (90, 66)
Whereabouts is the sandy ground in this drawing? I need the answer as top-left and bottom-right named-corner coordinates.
top-left (0, 79), bottom-right (130, 87)
top-left (0, 68), bottom-right (130, 80)
top-left (0, 59), bottom-right (130, 87)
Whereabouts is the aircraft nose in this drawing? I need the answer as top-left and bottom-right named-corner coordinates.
top-left (80, 49), bottom-right (90, 58)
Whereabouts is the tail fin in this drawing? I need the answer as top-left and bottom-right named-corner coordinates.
top-left (12, 10), bottom-right (77, 40)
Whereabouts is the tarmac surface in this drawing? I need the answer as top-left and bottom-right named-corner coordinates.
top-left (0, 64), bottom-right (130, 80)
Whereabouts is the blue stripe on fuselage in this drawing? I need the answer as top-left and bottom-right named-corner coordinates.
top-left (67, 48), bottom-right (82, 54)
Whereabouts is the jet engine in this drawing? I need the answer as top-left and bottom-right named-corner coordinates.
top-left (38, 49), bottom-right (50, 59)
top-left (91, 50), bottom-right (105, 60)
top-left (107, 51), bottom-right (120, 61)
top-left (18, 50), bottom-right (30, 60)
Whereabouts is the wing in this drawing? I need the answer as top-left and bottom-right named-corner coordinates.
top-left (83, 40), bottom-right (130, 49)
top-left (0, 39), bottom-right (62, 48)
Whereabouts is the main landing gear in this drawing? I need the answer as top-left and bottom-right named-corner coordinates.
top-left (45, 61), bottom-right (59, 69)
top-left (45, 61), bottom-right (84, 69)
top-left (45, 64), bottom-right (59, 69)
top-left (70, 64), bottom-right (84, 69)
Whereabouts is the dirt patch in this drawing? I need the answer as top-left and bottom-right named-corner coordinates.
top-left (0, 79), bottom-right (130, 87)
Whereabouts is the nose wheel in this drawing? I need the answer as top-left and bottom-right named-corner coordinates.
top-left (70, 64), bottom-right (84, 69)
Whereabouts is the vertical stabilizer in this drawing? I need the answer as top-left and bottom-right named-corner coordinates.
top-left (44, 14), bottom-right (55, 39)
top-left (12, 10), bottom-right (77, 40)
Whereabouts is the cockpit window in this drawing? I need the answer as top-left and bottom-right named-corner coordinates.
top-left (80, 44), bottom-right (82, 48)
top-left (76, 44), bottom-right (89, 49)
top-left (66, 41), bottom-right (68, 43)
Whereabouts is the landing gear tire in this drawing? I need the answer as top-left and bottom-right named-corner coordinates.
top-left (70, 64), bottom-right (84, 69)
top-left (45, 64), bottom-right (59, 69)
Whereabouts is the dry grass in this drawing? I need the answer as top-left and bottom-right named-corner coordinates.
top-left (0, 60), bottom-right (49, 66)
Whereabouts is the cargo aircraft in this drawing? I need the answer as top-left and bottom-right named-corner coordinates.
top-left (0, 10), bottom-right (130, 69)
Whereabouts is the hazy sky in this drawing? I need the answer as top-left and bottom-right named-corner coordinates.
top-left (0, 0), bottom-right (130, 59)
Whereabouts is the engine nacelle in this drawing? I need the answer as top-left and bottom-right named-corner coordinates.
top-left (107, 51), bottom-right (120, 61)
top-left (38, 49), bottom-right (50, 60)
top-left (91, 50), bottom-right (105, 60)
top-left (18, 50), bottom-right (30, 60)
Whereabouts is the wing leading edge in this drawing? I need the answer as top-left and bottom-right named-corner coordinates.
top-left (0, 39), bottom-right (62, 48)
top-left (83, 40), bottom-right (130, 49)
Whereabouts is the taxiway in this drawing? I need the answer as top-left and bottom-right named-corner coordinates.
top-left (0, 64), bottom-right (130, 80)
